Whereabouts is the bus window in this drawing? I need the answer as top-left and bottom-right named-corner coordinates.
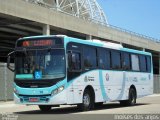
top-left (146, 56), bottom-right (151, 72)
top-left (139, 55), bottom-right (147, 72)
top-left (99, 49), bottom-right (110, 70)
top-left (68, 52), bottom-right (81, 71)
top-left (122, 53), bottom-right (131, 70)
top-left (131, 54), bottom-right (140, 71)
top-left (83, 47), bottom-right (97, 69)
top-left (111, 51), bottom-right (121, 70)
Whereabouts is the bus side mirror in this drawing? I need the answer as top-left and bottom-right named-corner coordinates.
top-left (7, 51), bottom-right (15, 72)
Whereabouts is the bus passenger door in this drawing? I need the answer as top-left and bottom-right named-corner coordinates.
top-left (67, 51), bottom-right (82, 104)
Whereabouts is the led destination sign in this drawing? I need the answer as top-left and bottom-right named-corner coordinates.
top-left (22, 40), bottom-right (53, 47)
top-left (17, 38), bottom-right (63, 47)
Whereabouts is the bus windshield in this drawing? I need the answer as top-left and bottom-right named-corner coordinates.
top-left (15, 49), bottom-right (65, 80)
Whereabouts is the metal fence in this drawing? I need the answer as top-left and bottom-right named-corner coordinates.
top-left (0, 62), bottom-right (160, 101)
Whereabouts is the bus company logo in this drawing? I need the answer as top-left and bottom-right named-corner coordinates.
top-left (141, 77), bottom-right (147, 81)
top-left (133, 77), bottom-right (138, 82)
top-left (84, 76), bottom-right (94, 82)
top-left (84, 76), bottom-right (88, 82)
top-left (105, 73), bottom-right (109, 81)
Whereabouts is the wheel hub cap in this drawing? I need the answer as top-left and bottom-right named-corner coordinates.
top-left (83, 94), bottom-right (90, 106)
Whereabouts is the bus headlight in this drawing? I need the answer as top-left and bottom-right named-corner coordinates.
top-left (51, 86), bottom-right (64, 96)
top-left (14, 88), bottom-right (19, 95)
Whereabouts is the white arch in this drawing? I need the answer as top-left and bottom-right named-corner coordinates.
top-left (25, 0), bottom-right (108, 25)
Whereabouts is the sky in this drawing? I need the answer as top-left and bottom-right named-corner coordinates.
top-left (97, 0), bottom-right (160, 40)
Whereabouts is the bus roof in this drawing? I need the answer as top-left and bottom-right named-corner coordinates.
top-left (19, 35), bottom-right (151, 56)
top-left (19, 35), bottom-right (66, 40)
top-left (68, 36), bottom-right (152, 56)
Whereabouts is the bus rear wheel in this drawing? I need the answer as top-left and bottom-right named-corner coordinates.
top-left (120, 88), bottom-right (136, 106)
top-left (128, 88), bottom-right (136, 106)
top-left (78, 89), bottom-right (94, 111)
top-left (39, 105), bottom-right (52, 112)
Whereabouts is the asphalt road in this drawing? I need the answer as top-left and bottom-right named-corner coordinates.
top-left (0, 94), bottom-right (160, 120)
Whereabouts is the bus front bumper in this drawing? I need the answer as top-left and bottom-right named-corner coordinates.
top-left (14, 90), bottom-right (67, 105)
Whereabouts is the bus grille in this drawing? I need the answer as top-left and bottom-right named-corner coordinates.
top-left (15, 81), bottom-right (56, 88)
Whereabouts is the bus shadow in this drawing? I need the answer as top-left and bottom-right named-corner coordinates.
top-left (15, 103), bottom-right (149, 114)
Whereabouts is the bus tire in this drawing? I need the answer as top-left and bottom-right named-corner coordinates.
top-left (38, 105), bottom-right (52, 112)
top-left (120, 88), bottom-right (136, 106)
top-left (128, 88), bottom-right (136, 106)
top-left (78, 89), bottom-right (94, 111)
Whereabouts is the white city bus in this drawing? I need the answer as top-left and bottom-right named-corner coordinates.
top-left (7, 35), bottom-right (153, 111)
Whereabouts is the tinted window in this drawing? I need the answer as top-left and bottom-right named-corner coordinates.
top-left (68, 52), bottom-right (81, 71)
top-left (83, 47), bottom-right (97, 69)
top-left (111, 51), bottom-right (121, 69)
top-left (99, 49), bottom-right (110, 69)
top-left (131, 54), bottom-right (140, 71)
top-left (122, 53), bottom-right (131, 70)
top-left (146, 56), bottom-right (151, 72)
top-left (139, 55), bottom-right (147, 72)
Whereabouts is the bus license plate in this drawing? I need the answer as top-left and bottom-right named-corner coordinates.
top-left (29, 97), bottom-right (39, 102)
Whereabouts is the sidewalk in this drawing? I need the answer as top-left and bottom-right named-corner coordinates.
top-left (0, 101), bottom-right (16, 108)
top-left (0, 101), bottom-right (25, 108)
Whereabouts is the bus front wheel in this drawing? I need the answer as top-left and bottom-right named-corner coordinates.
top-left (78, 89), bottom-right (94, 111)
top-left (39, 105), bottom-right (52, 112)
